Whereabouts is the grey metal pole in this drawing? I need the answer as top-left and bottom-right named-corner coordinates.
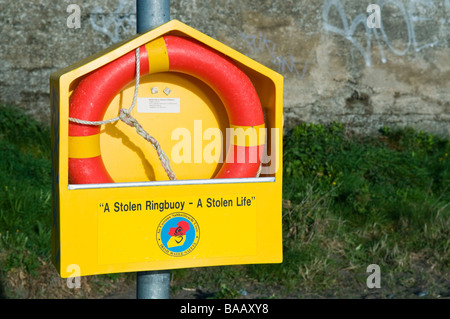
top-left (137, 0), bottom-right (171, 33)
top-left (137, 270), bottom-right (171, 299)
top-left (136, 0), bottom-right (171, 299)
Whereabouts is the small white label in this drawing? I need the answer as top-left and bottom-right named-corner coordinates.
top-left (137, 98), bottom-right (180, 113)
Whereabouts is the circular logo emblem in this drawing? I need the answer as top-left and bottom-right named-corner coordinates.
top-left (156, 213), bottom-right (200, 257)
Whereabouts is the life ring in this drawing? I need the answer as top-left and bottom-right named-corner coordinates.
top-left (68, 35), bottom-right (265, 184)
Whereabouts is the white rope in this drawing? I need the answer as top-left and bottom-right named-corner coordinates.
top-left (69, 48), bottom-right (141, 126)
top-left (119, 108), bottom-right (177, 181)
top-left (256, 163), bottom-right (262, 178)
top-left (68, 47), bottom-right (177, 181)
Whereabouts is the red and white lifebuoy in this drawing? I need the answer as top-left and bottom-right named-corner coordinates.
top-left (68, 35), bottom-right (265, 184)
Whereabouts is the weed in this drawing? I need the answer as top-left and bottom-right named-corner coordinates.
top-left (210, 283), bottom-right (241, 299)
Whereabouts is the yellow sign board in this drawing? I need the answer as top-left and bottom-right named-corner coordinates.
top-left (50, 20), bottom-right (283, 278)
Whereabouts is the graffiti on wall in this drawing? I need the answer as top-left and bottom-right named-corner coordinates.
top-left (89, 0), bottom-right (136, 43)
top-left (240, 31), bottom-right (309, 80)
top-left (87, 0), bottom-right (449, 73)
top-left (323, 0), bottom-right (449, 67)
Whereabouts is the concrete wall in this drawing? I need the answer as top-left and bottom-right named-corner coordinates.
top-left (1, 0), bottom-right (449, 136)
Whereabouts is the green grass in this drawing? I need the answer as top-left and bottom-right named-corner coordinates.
top-left (274, 123), bottom-right (448, 294)
top-left (0, 104), bottom-right (52, 278)
top-left (0, 104), bottom-right (449, 298)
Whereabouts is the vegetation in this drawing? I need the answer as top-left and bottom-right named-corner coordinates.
top-left (0, 105), bottom-right (52, 275)
top-left (273, 122), bottom-right (449, 296)
top-left (0, 104), bottom-right (448, 298)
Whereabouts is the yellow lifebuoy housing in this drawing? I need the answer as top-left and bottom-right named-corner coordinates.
top-left (50, 20), bottom-right (283, 278)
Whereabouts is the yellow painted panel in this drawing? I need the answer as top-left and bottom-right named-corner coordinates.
top-left (97, 195), bottom-right (257, 265)
top-left (55, 182), bottom-right (281, 277)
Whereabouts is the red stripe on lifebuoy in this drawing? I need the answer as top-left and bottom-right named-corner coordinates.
top-left (218, 145), bottom-right (265, 178)
top-left (69, 156), bottom-right (113, 184)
